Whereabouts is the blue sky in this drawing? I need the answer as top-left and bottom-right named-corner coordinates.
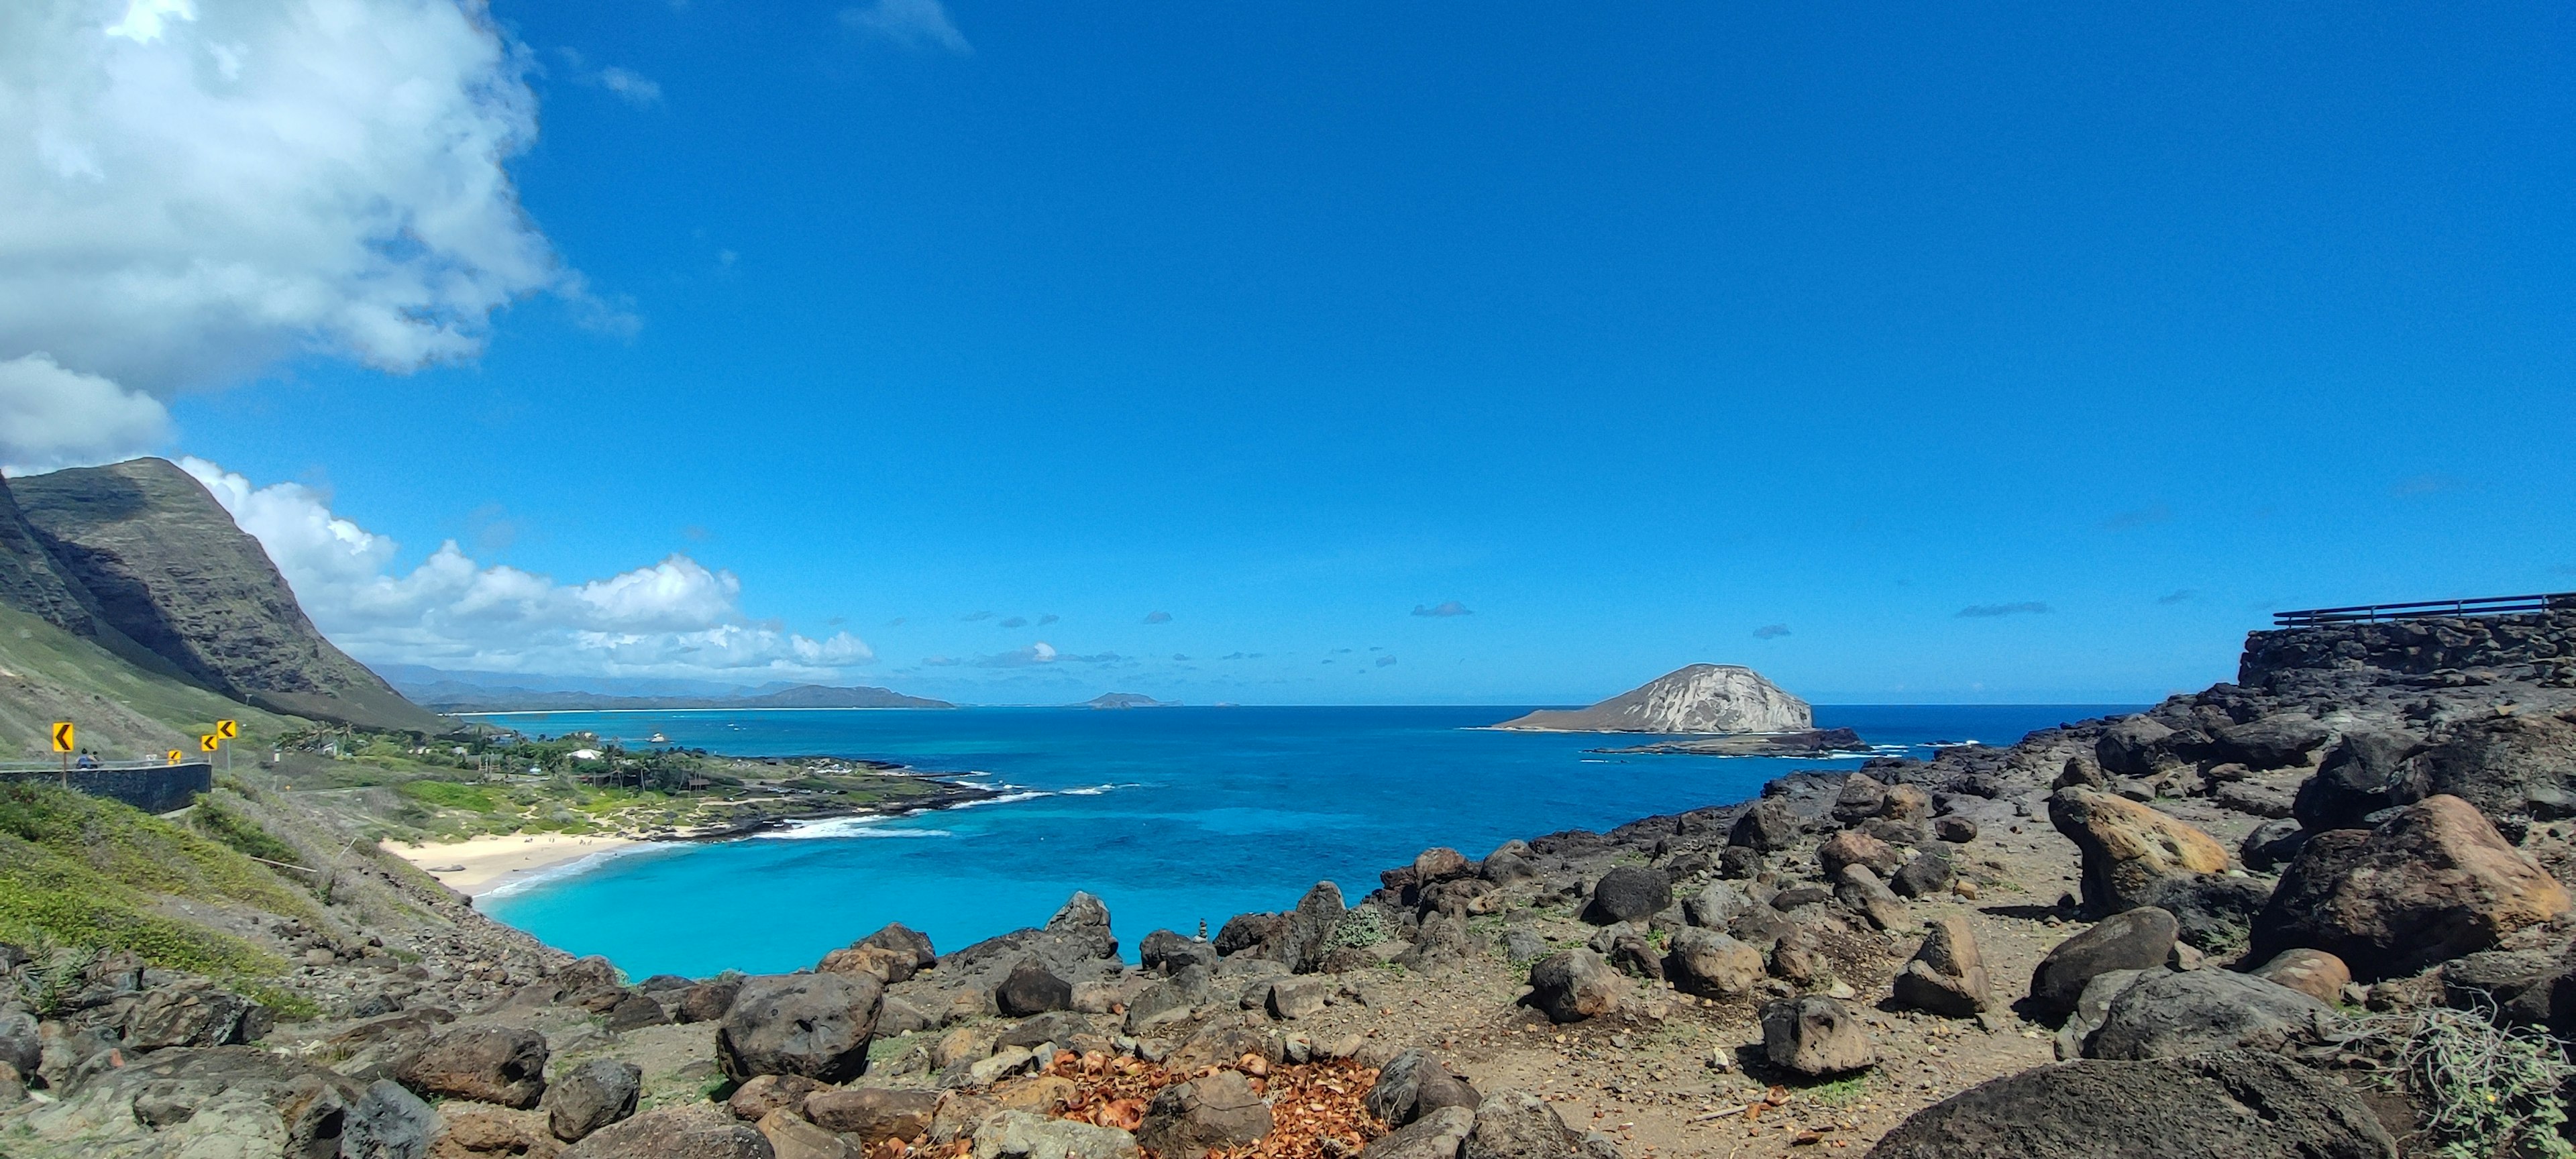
top-left (25, 1), bottom-right (2575, 704)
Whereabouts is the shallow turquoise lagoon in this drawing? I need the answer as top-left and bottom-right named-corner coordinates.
top-left (475, 704), bottom-right (2126, 978)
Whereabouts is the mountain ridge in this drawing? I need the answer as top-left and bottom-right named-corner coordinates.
top-left (0, 458), bottom-right (442, 734)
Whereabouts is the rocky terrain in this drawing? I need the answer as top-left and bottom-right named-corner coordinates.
top-left (1493, 665), bottom-right (1811, 734)
top-left (3, 611), bottom-right (2575, 1157)
top-left (3, 458), bottom-right (440, 736)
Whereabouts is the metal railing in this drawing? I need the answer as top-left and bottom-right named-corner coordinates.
top-left (0, 758), bottom-right (207, 775)
top-left (2271, 592), bottom-right (2576, 628)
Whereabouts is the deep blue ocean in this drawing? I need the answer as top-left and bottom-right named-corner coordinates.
top-left (474, 704), bottom-right (2127, 978)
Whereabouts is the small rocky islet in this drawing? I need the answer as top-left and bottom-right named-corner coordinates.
top-left (7, 612), bottom-right (2576, 1157)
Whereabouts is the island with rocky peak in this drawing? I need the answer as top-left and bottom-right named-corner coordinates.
top-left (1491, 663), bottom-right (1813, 734)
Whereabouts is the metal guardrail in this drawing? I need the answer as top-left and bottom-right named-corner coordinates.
top-left (0, 759), bottom-right (202, 775)
top-left (2272, 592), bottom-right (2576, 628)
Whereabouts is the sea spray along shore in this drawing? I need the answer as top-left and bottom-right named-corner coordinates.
top-left (6, 613), bottom-right (2576, 1156)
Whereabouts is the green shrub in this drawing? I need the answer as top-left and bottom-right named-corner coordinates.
top-left (396, 780), bottom-right (498, 812)
top-left (1327, 906), bottom-right (1396, 949)
top-left (190, 797), bottom-right (306, 869)
top-left (0, 783), bottom-right (299, 981)
top-left (2351, 1000), bottom-right (2576, 1159)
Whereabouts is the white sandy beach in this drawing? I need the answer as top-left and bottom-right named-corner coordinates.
top-left (392, 833), bottom-right (639, 897)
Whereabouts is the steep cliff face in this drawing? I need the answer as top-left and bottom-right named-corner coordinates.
top-left (1493, 663), bottom-right (1813, 733)
top-left (9, 458), bottom-right (441, 733)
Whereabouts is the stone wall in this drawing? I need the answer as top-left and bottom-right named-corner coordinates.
top-left (2239, 610), bottom-right (2576, 688)
top-left (17, 761), bottom-right (214, 814)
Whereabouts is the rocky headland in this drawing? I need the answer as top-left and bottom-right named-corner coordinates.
top-left (5, 612), bottom-right (2576, 1158)
top-left (1493, 665), bottom-right (1813, 734)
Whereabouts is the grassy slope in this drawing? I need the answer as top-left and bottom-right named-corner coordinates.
top-left (0, 781), bottom-right (324, 982)
top-left (0, 602), bottom-right (299, 762)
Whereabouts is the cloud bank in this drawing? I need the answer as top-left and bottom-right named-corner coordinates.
top-left (1752, 624), bottom-right (1791, 639)
top-left (181, 457), bottom-right (867, 680)
top-left (0, 0), bottom-right (585, 472)
top-left (1412, 601), bottom-right (1473, 618)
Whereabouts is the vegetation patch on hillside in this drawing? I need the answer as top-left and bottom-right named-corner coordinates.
top-left (0, 783), bottom-right (311, 979)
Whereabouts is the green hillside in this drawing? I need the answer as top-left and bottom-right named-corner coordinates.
top-left (0, 602), bottom-right (300, 762)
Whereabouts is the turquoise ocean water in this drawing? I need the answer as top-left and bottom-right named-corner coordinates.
top-left (475, 704), bottom-right (2127, 978)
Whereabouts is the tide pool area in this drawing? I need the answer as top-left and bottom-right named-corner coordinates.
top-left (476, 704), bottom-right (2127, 978)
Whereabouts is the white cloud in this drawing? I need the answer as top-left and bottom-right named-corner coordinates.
top-left (179, 457), bottom-right (870, 681)
top-left (0, 0), bottom-right (599, 466)
top-left (0, 353), bottom-right (170, 474)
top-left (595, 66), bottom-right (661, 107)
top-left (839, 0), bottom-right (971, 54)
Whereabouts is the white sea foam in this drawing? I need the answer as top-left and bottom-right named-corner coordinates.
top-left (759, 816), bottom-right (954, 841)
top-left (946, 789), bottom-right (1053, 810)
top-left (1059, 783), bottom-right (1134, 796)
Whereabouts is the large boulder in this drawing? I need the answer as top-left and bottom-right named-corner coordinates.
top-left (1462, 1089), bottom-right (1611, 1159)
top-left (563, 1103), bottom-right (773, 1159)
top-left (1283, 881), bottom-right (1348, 971)
top-left (1835, 865), bottom-right (1910, 931)
top-left (1585, 866), bottom-right (1670, 925)
top-left (718, 972), bottom-right (884, 1083)
top-left (1682, 881), bottom-right (1752, 928)
top-left (762, 1108), bottom-right (860, 1159)
top-left (2253, 794), bottom-right (2571, 979)
top-left (1889, 851), bottom-right (1955, 899)
top-left (393, 1024), bottom-right (549, 1108)
top-left (2083, 969), bottom-right (2339, 1060)
top-left (2251, 949), bottom-right (2352, 1005)
top-left (1415, 848), bottom-right (1474, 883)
top-left (1123, 964), bottom-right (1211, 1034)
top-left (2210, 714), bottom-right (2332, 771)
top-left (1818, 831), bottom-right (1902, 879)
top-left (122, 983), bottom-right (262, 1050)
top-left (1890, 915), bottom-right (1990, 1018)
top-left (2420, 712), bottom-right (2576, 838)
top-left (1832, 773), bottom-right (1890, 824)
top-left (860, 922), bottom-right (939, 971)
top-left (1365, 1049), bottom-right (1482, 1129)
top-left (820, 944), bottom-right (919, 984)
top-left (681, 976), bottom-right (745, 1024)
top-left (2028, 908), bottom-right (2178, 1016)
top-left (27, 1047), bottom-right (368, 1158)
top-left (1360, 1105), bottom-right (1477, 1159)
top-left (1760, 996), bottom-right (1875, 1077)
top-left (2130, 874), bottom-right (2271, 952)
top-left (1137, 1070), bottom-right (1273, 1159)
top-left (2293, 732), bottom-right (2427, 831)
top-left (544, 1058), bottom-right (642, 1142)
top-left (1862, 1050), bottom-right (2397, 1158)
top-left (808, 1087), bottom-right (941, 1144)
top-left (345, 1079), bottom-right (441, 1159)
top-left (1662, 928), bottom-right (1764, 999)
top-left (1727, 797), bottom-right (1804, 852)
top-left (973, 1109), bottom-right (1144, 1159)
top-left (1139, 930), bottom-right (1218, 975)
top-left (2094, 716), bottom-right (2180, 776)
top-left (1524, 950), bottom-right (1625, 1024)
top-left (2048, 788), bottom-right (2229, 914)
top-left (997, 960), bottom-right (1076, 1016)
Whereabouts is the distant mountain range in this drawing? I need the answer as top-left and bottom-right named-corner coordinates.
top-left (392, 677), bottom-right (951, 713)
